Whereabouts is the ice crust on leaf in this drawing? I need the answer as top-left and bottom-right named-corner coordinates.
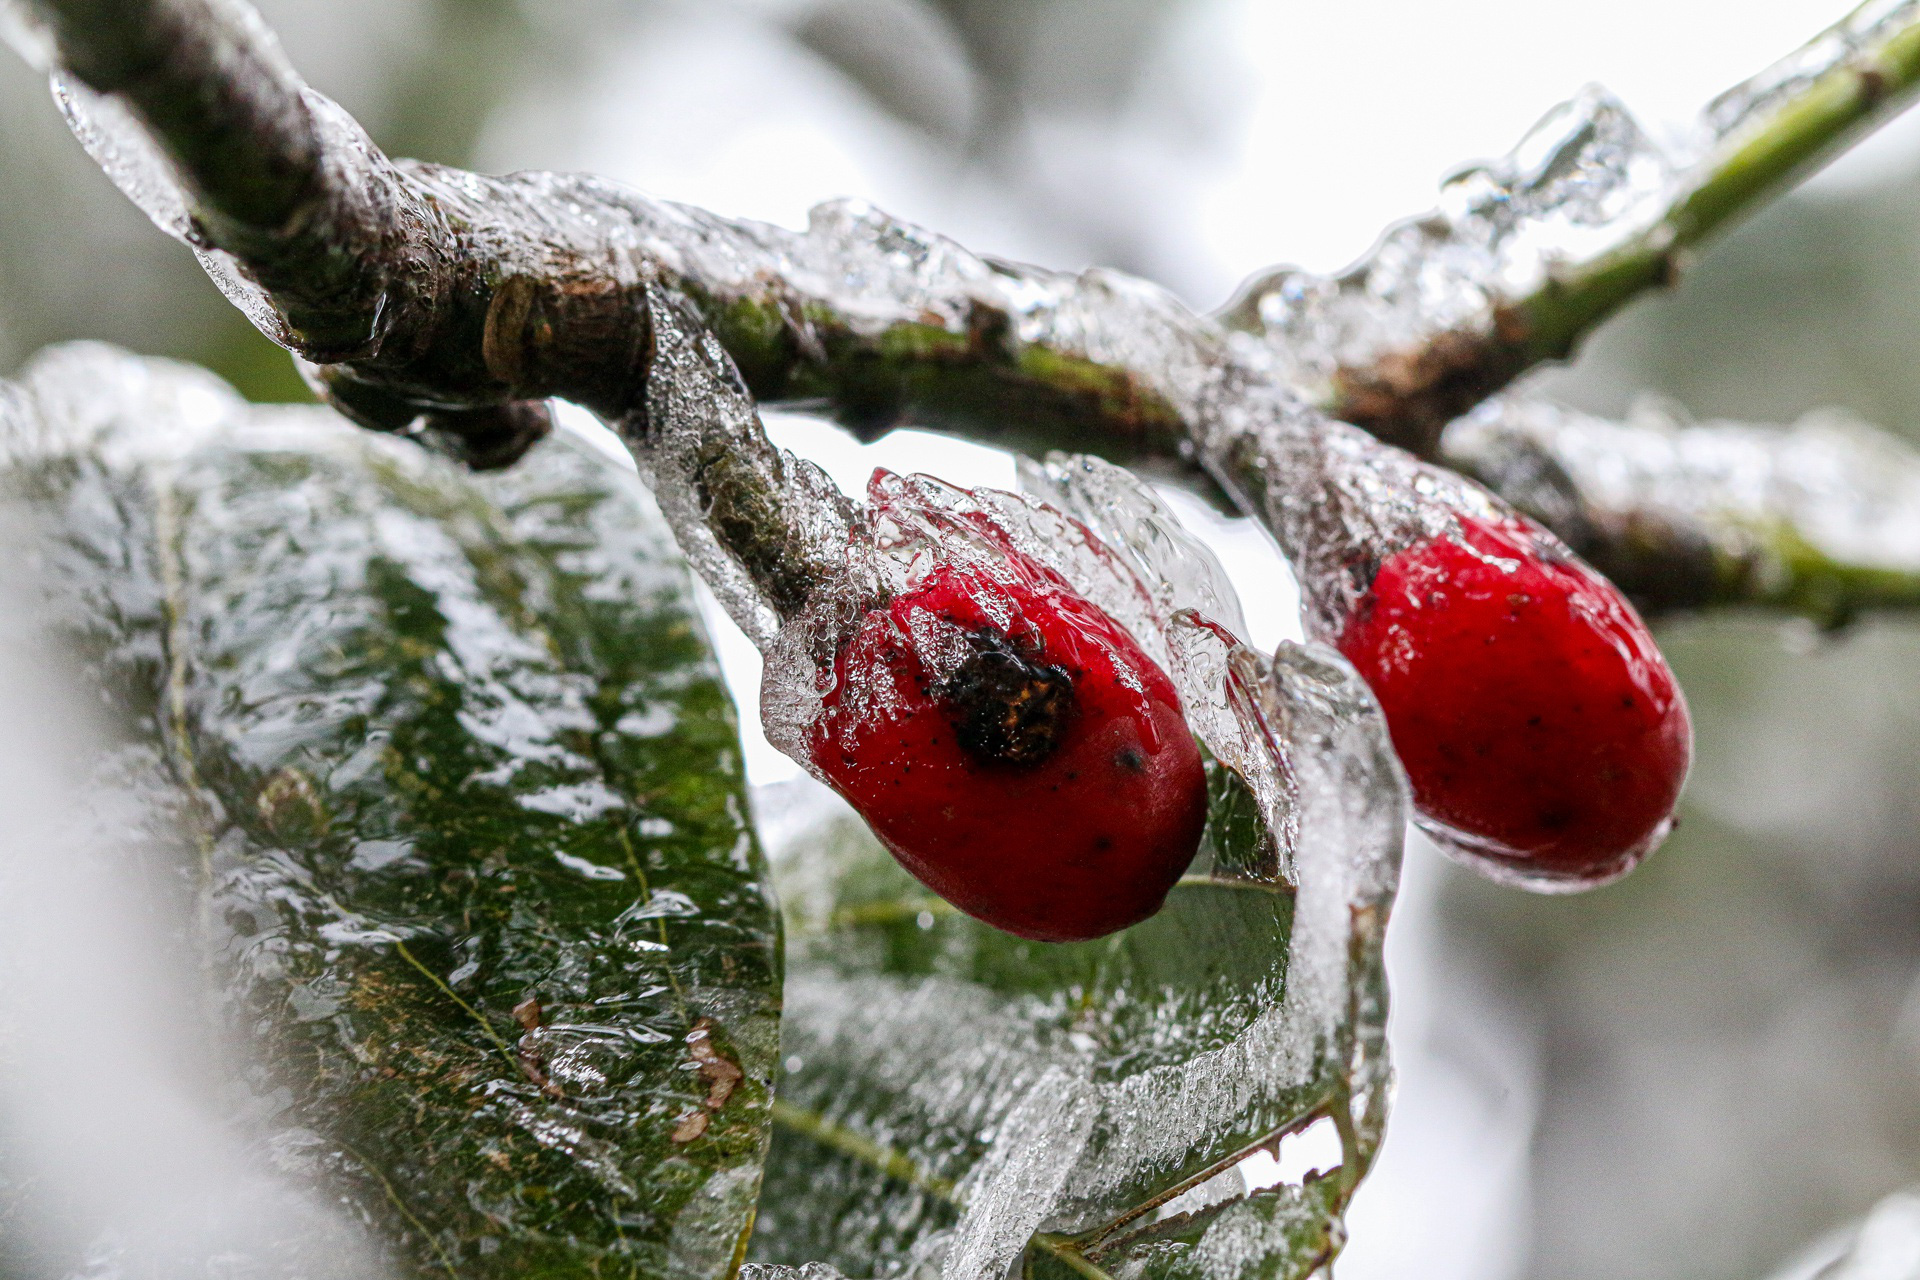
top-left (1226, 0), bottom-right (1919, 397)
top-left (751, 627), bottom-right (1402, 1279)
top-left (0, 344), bottom-right (781, 1279)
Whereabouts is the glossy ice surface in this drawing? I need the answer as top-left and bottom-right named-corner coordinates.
top-left (1340, 513), bottom-right (1691, 889)
top-left (0, 344), bottom-right (781, 1278)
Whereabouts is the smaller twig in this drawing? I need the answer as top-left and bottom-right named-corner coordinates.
top-left (1223, 0), bottom-right (1920, 456)
top-left (1446, 394), bottom-right (1920, 624)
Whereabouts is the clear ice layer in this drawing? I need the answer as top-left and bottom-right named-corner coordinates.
top-left (753, 634), bottom-right (1404, 1279)
top-left (34, 13), bottom-right (1528, 658)
top-left (1703, 0), bottom-right (1920, 145)
top-left (1226, 0), bottom-right (1920, 397)
top-left (1228, 84), bottom-right (1673, 395)
top-left (1450, 394), bottom-right (1920, 584)
top-left (624, 286), bottom-right (864, 653)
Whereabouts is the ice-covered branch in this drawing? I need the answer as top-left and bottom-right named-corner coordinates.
top-left (1222, 0), bottom-right (1920, 456)
top-left (1446, 395), bottom-right (1920, 623)
top-left (16, 0), bottom-right (1920, 622)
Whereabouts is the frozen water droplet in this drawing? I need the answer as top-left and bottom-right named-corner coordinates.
top-left (1233, 85), bottom-right (1671, 398)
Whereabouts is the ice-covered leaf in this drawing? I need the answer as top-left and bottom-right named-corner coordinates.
top-left (748, 626), bottom-right (1404, 1280)
top-left (0, 344), bottom-right (781, 1278)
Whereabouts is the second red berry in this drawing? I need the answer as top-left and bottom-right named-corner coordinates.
top-left (1337, 513), bottom-right (1692, 889)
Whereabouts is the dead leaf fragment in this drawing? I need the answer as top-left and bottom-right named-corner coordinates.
top-left (670, 1110), bottom-right (709, 1143)
top-left (685, 1018), bottom-right (744, 1110)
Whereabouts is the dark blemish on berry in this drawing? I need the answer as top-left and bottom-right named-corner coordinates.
top-left (942, 628), bottom-right (1076, 768)
top-left (1527, 714), bottom-right (1543, 727)
top-left (1094, 836), bottom-right (1113, 852)
top-left (1115, 747), bottom-right (1146, 773)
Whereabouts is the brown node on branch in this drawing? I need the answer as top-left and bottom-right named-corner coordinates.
top-left (1331, 325), bottom-right (1529, 459)
top-left (302, 360), bottom-right (554, 470)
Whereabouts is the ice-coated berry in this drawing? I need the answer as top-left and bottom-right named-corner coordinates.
top-left (1337, 513), bottom-right (1692, 889)
top-left (806, 551), bottom-right (1208, 942)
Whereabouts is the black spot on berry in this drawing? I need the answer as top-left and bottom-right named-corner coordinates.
top-left (942, 628), bottom-right (1076, 768)
top-left (1115, 747), bottom-right (1145, 773)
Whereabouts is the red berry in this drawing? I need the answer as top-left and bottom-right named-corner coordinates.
top-left (1337, 513), bottom-right (1692, 889)
top-left (806, 551), bottom-right (1208, 942)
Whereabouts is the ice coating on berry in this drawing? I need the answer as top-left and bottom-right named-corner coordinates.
top-left (806, 547), bottom-right (1207, 942)
top-left (1338, 512), bottom-right (1691, 889)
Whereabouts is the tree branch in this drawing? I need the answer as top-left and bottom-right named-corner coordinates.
top-left (1445, 395), bottom-right (1920, 625)
top-left (1221, 0), bottom-right (1920, 455)
top-left (19, 0), bottom-right (1920, 624)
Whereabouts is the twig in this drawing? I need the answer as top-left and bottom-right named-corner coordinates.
top-left (1222, 0), bottom-right (1920, 455)
top-left (1447, 394), bottom-right (1920, 624)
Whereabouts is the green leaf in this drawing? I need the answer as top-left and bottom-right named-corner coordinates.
top-left (0, 344), bottom-right (782, 1279)
top-left (748, 640), bottom-right (1405, 1280)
